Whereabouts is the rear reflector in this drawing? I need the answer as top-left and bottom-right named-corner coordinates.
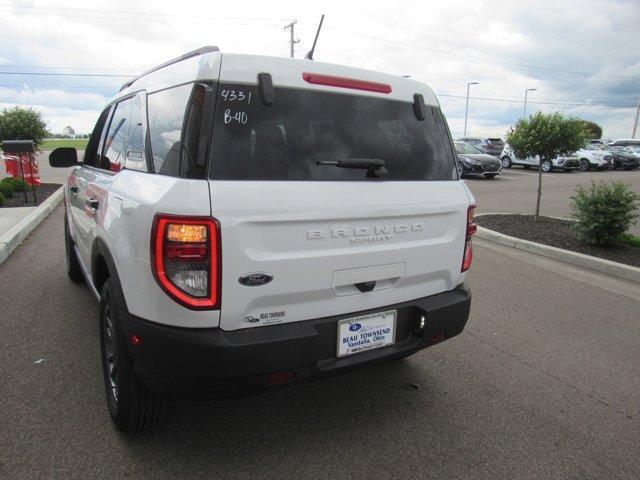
top-left (152, 215), bottom-right (221, 310)
top-left (429, 332), bottom-right (446, 344)
top-left (267, 371), bottom-right (297, 385)
top-left (302, 72), bottom-right (392, 94)
top-left (461, 205), bottom-right (477, 272)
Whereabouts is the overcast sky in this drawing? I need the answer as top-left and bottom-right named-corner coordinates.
top-left (0, 0), bottom-right (638, 139)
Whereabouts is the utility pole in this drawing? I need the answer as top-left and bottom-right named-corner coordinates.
top-left (464, 82), bottom-right (479, 137)
top-left (632, 97), bottom-right (640, 138)
top-left (283, 20), bottom-right (300, 58)
top-left (523, 88), bottom-right (537, 118)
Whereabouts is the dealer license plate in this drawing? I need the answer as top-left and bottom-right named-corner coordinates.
top-left (337, 310), bottom-right (397, 357)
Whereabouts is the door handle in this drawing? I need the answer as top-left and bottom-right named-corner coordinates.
top-left (69, 185), bottom-right (78, 193)
top-left (85, 197), bottom-right (99, 209)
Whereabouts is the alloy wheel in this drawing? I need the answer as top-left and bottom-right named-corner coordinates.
top-left (103, 305), bottom-right (118, 404)
top-left (579, 159), bottom-right (589, 172)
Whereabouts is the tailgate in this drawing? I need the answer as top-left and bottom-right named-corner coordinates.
top-left (212, 181), bottom-right (469, 331)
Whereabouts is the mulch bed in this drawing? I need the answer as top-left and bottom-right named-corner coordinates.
top-left (476, 214), bottom-right (640, 268)
top-left (1, 183), bottom-right (62, 208)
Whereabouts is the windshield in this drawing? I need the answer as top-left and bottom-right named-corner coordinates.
top-left (209, 84), bottom-right (457, 181)
top-left (455, 142), bottom-right (482, 155)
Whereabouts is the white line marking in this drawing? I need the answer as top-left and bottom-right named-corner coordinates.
top-left (502, 170), bottom-right (557, 178)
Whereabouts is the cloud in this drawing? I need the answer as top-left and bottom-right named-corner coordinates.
top-left (0, 0), bottom-right (637, 138)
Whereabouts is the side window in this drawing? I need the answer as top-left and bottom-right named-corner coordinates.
top-left (147, 83), bottom-right (209, 178)
top-left (83, 108), bottom-right (111, 167)
top-left (147, 84), bottom-right (192, 176)
top-left (124, 92), bottom-right (147, 172)
top-left (101, 98), bottom-right (132, 172)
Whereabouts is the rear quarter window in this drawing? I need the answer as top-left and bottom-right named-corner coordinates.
top-left (210, 85), bottom-right (456, 181)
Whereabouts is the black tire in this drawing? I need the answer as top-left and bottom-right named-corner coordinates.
top-left (65, 213), bottom-right (84, 283)
top-left (100, 279), bottom-right (168, 431)
top-left (579, 159), bottom-right (590, 172)
top-left (484, 173), bottom-right (496, 179)
top-left (540, 160), bottom-right (553, 173)
top-left (501, 156), bottom-right (512, 169)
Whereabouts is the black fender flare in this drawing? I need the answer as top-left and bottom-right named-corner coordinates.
top-left (91, 237), bottom-right (129, 313)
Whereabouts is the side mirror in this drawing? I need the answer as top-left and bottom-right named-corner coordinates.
top-left (49, 147), bottom-right (78, 167)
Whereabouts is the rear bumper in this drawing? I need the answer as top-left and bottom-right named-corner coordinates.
top-left (122, 285), bottom-right (471, 400)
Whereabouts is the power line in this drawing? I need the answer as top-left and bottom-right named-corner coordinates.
top-left (0, 2), bottom-right (284, 21)
top-left (0, 8), bottom-right (281, 27)
top-left (0, 84), bottom-right (117, 90)
top-left (327, 28), bottom-right (640, 81)
top-left (436, 93), bottom-right (637, 108)
top-left (0, 64), bottom-right (140, 72)
top-left (0, 80), bottom-right (633, 109)
top-left (0, 71), bottom-right (134, 78)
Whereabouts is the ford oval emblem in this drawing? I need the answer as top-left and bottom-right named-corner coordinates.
top-left (238, 272), bottom-right (273, 287)
top-left (349, 323), bottom-right (362, 332)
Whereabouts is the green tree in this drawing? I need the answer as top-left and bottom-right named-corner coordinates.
top-left (507, 112), bottom-right (589, 220)
top-left (0, 106), bottom-right (49, 150)
top-left (581, 120), bottom-right (603, 139)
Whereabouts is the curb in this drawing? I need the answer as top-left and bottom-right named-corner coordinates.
top-left (0, 187), bottom-right (63, 266)
top-left (475, 221), bottom-right (640, 285)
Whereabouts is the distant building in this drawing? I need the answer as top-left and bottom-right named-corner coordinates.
top-left (62, 126), bottom-right (76, 136)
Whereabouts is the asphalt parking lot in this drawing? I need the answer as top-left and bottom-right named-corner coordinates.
top-left (465, 166), bottom-right (640, 235)
top-left (1, 205), bottom-right (639, 479)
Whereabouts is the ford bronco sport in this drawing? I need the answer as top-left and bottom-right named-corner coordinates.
top-left (49, 46), bottom-right (476, 431)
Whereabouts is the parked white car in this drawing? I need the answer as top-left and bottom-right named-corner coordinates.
top-left (500, 144), bottom-right (580, 172)
top-left (575, 146), bottom-right (613, 171)
top-left (47, 46), bottom-right (476, 431)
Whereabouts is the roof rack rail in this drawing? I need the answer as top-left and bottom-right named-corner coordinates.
top-left (119, 45), bottom-right (220, 91)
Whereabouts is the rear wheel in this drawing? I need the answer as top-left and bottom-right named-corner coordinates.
top-left (579, 159), bottom-right (590, 171)
top-left (100, 279), bottom-right (168, 431)
top-left (501, 156), bottom-right (512, 168)
top-left (64, 213), bottom-right (84, 283)
top-left (540, 160), bottom-right (553, 172)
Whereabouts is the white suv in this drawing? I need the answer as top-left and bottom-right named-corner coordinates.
top-left (49, 46), bottom-right (476, 431)
top-left (500, 143), bottom-right (580, 172)
top-left (575, 146), bottom-right (613, 171)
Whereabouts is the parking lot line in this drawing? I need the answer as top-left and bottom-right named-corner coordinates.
top-left (502, 170), bottom-right (557, 178)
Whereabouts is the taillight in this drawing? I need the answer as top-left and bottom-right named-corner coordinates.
top-left (461, 205), bottom-right (477, 272)
top-left (151, 214), bottom-right (220, 310)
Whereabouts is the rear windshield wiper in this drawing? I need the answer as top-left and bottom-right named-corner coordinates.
top-left (317, 158), bottom-right (388, 178)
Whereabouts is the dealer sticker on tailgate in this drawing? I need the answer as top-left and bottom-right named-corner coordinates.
top-left (337, 311), bottom-right (397, 357)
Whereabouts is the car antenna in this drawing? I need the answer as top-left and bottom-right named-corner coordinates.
top-left (305, 14), bottom-right (325, 60)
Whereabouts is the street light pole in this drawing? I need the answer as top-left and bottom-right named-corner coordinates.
top-left (464, 82), bottom-right (479, 137)
top-left (523, 88), bottom-right (537, 118)
top-left (632, 97), bottom-right (640, 139)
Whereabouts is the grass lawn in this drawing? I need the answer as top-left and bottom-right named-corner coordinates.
top-left (40, 138), bottom-right (89, 150)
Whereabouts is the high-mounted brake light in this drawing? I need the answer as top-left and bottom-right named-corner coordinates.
top-left (461, 205), bottom-right (477, 272)
top-left (302, 72), bottom-right (392, 94)
top-left (151, 214), bottom-right (221, 310)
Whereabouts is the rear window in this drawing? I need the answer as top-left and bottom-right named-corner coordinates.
top-left (209, 85), bottom-right (456, 181)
